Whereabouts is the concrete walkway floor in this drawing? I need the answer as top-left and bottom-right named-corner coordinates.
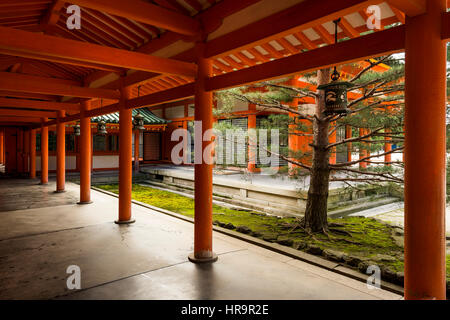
top-left (0, 179), bottom-right (401, 300)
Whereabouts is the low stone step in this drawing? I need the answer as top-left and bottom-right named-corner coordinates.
top-left (328, 197), bottom-right (401, 218)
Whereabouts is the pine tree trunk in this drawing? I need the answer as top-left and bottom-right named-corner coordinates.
top-left (303, 68), bottom-right (331, 233)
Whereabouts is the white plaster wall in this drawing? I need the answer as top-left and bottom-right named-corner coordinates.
top-left (36, 155), bottom-right (76, 171)
top-left (93, 155), bottom-right (119, 169)
top-left (165, 105), bottom-right (185, 119)
top-left (152, 109), bottom-right (163, 118)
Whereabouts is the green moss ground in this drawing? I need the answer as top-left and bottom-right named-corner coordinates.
top-left (97, 183), bottom-right (449, 283)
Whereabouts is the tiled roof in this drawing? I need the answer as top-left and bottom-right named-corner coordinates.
top-left (91, 108), bottom-right (169, 125)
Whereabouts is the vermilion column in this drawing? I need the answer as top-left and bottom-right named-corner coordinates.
top-left (116, 84), bottom-right (135, 224)
top-left (329, 123), bottom-right (336, 164)
top-left (345, 125), bottom-right (352, 162)
top-left (0, 129), bottom-right (3, 164)
top-left (404, 0), bottom-right (446, 300)
top-left (134, 129), bottom-right (140, 172)
top-left (30, 129), bottom-right (36, 178)
top-left (287, 110), bottom-right (298, 174)
top-left (79, 101), bottom-right (92, 204)
top-left (247, 103), bottom-right (257, 173)
top-left (384, 106), bottom-right (392, 165)
top-left (56, 110), bottom-right (66, 192)
top-left (384, 128), bottom-right (392, 165)
top-left (23, 129), bottom-right (30, 174)
top-left (189, 42), bottom-right (217, 263)
top-left (287, 77), bottom-right (300, 173)
top-left (40, 118), bottom-right (48, 185)
top-left (17, 129), bottom-right (23, 173)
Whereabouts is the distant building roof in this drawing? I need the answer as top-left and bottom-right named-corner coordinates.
top-left (91, 108), bottom-right (170, 125)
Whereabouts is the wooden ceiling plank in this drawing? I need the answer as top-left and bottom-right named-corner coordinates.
top-left (68, 0), bottom-right (201, 36)
top-left (205, 0), bottom-right (382, 58)
top-left (206, 26), bottom-right (405, 92)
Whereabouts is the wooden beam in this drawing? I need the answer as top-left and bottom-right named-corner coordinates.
top-left (38, 83), bottom-right (196, 128)
top-left (0, 97), bottom-right (79, 111)
top-left (0, 109), bottom-right (56, 118)
top-left (206, 26), bottom-right (405, 91)
top-left (0, 117), bottom-right (41, 123)
top-left (313, 25), bottom-right (334, 45)
top-left (386, 0), bottom-right (426, 16)
top-left (205, 0), bottom-right (382, 58)
top-left (82, 0), bottom-right (261, 89)
top-left (68, 0), bottom-right (201, 36)
top-left (339, 17), bottom-right (360, 38)
top-left (0, 72), bottom-right (120, 99)
top-left (0, 48), bottom-right (124, 72)
top-left (40, 0), bottom-right (64, 32)
top-left (389, 5), bottom-right (406, 24)
top-left (0, 90), bottom-right (55, 101)
top-left (127, 83), bottom-right (195, 109)
top-left (0, 26), bottom-right (197, 77)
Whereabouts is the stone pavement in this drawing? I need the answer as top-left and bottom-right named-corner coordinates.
top-left (0, 179), bottom-right (401, 300)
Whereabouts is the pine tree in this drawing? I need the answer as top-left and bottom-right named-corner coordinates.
top-left (215, 55), bottom-right (405, 233)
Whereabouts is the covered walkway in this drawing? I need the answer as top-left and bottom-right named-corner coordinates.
top-left (0, 0), bottom-right (448, 300)
top-left (0, 179), bottom-right (400, 300)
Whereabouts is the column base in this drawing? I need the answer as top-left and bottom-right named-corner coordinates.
top-left (188, 252), bottom-right (218, 264)
top-left (38, 182), bottom-right (48, 185)
top-left (77, 200), bottom-right (93, 205)
top-left (54, 190), bottom-right (66, 193)
top-left (114, 219), bottom-right (136, 225)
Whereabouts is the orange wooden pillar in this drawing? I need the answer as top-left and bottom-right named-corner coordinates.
top-left (23, 129), bottom-right (30, 173)
top-left (0, 129), bottom-right (3, 165)
top-left (2, 129), bottom-right (5, 167)
top-left (17, 129), bottom-right (24, 173)
top-left (288, 110), bottom-right (298, 174)
top-left (345, 125), bottom-right (352, 162)
top-left (329, 122), bottom-right (336, 164)
top-left (189, 42), bottom-right (217, 263)
top-left (116, 85), bottom-right (135, 224)
top-left (56, 110), bottom-right (66, 192)
top-left (79, 101), bottom-right (92, 204)
top-left (247, 103), bottom-right (257, 173)
top-left (384, 128), bottom-right (392, 165)
top-left (134, 129), bottom-right (140, 172)
top-left (404, 0), bottom-right (447, 300)
top-left (30, 129), bottom-right (36, 178)
top-left (40, 118), bottom-right (48, 185)
top-left (384, 105), bottom-right (392, 165)
top-left (287, 77), bottom-right (301, 173)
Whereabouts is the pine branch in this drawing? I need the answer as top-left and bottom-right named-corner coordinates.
top-left (330, 146), bottom-right (404, 167)
top-left (330, 177), bottom-right (403, 183)
top-left (329, 167), bottom-right (403, 183)
top-left (350, 56), bottom-right (391, 83)
top-left (326, 127), bottom-right (384, 149)
top-left (260, 82), bottom-right (319, 98)
top-left (230, 93), bottom-right (314, 121)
